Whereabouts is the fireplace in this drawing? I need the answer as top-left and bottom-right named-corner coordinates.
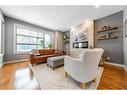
top-left (73, 41), bottom-right (88, 48)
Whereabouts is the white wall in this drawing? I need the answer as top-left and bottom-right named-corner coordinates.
top-left (70, 20), bottom-right (94, 56)
top-left (123, 7), bottom-right (127, 68)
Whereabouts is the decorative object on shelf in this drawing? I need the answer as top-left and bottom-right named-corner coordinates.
top-left (97, 26), bottom-right (119, 40)
top-left (64, 35), bottom-right (69, 39)
top-left (102, 26), bottom-right (111, 31)
top-left (107, 32), bottom-right (112, 38)
top-left (64, 40), bottom-right (70, 43)
top-left (64, 33), bottom-right (70, 43)
top-left (102, 26), bottom-right (108, 31)
top-left (107, 26), bottom-right (111, 30)
top-left (97, 32), bottom-right (118, 40)
top-left (88, 45), bottom-right (93, 49)
top-left (125, 19), bottom-right (127, 37)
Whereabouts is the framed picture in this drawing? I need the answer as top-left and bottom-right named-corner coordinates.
top-left (125, 19), bottom-right (127, 37)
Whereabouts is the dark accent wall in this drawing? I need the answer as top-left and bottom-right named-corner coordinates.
top-left (95, 11), bottom-right (123, 64)
top-left (4, 16), bottom-right (55, 62)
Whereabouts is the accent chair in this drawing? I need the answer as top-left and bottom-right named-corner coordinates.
top-left (64, 48), bottom-right (104, 89)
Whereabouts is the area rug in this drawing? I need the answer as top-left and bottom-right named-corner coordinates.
top-left (29, 63), bottom-right (104, 90)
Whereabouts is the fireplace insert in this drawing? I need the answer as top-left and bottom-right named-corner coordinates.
top-left (73, 41), bottom-right (88, 48)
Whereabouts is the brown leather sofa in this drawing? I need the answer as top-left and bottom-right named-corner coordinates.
top-left (29, 49), bottom-right (63, 65)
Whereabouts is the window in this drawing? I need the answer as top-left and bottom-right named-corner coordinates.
top-left (45, 34), bottom-right (51, 48)
top-left (14, 24), bottom-right (53, 53)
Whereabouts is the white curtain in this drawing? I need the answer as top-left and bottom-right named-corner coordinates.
top-left (55, 31), bottom-right (64, 51)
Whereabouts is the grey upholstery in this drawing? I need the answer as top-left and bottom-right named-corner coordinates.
top-left (47, 56), bottom-right (64, 70)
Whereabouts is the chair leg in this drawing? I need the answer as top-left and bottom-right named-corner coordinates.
top-left (52, 67), bottom-right (54, 71)
top-left (93, 78), bottom-right (96, 83)
top-left (65, 72), bottom-right (68, 77)
top-left (80, 83), bottom-right (87, 89)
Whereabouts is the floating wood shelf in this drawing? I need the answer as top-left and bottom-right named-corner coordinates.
top-left (64, 41), bottom-right (70, 43)
top-left (64, 37), bottom-right (70, 40)
top-left (97, 27), bottom-right (118, 33)
top-left (97, 36), bottom-right (118, 40)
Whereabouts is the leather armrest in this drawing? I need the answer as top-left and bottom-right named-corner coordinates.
top-left (29, 53), bottom-right (34, 64)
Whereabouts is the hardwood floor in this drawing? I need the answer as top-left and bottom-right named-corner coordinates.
top-left (0, 61), bottom-right (40, 90)
top-left (0, 61), bottom-right (127, 90)
top-left (98, 64), bottom-right (127, 89)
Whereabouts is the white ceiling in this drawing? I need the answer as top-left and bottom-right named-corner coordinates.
top-left (0, 6), bottom-right (125, 32)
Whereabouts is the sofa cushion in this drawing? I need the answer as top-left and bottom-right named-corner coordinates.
top-left (34, 54), bottom-right (56, 58)
top-left (31, 49), bottom-right (40, 56)
top-left (38, 49), bottom-right (55, 55)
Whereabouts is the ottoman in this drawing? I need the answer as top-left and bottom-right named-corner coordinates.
top-left (47, 56), bottom-right (64, 70)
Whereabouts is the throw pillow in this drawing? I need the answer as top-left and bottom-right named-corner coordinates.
top-left (31, 49), bottom-right (40, 56)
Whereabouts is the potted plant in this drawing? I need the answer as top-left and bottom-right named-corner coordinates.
top-left (48, 43), bottom-right (53, 49)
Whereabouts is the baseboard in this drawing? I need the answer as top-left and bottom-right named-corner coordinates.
top-left (0, 64), bottom-right (3, 68)
top-left (105, 62), bottom-right (125, 68)
top-left (4, 59), bottom-right (29, 64)
top-left (105, 62), bottom-right (127, 72)
top-left (124, 67), bottom-right (127, 72)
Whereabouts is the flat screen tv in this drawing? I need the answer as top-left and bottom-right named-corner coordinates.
top-left (73, 41), bottom-right (88, 48)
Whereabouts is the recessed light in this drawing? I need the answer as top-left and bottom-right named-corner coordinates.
top-left (17, 14), bottom-right (21, 16)
top-left (95, 5), bottom-right (100, 8)
top-left (84, 20), bottom-right (89, 23)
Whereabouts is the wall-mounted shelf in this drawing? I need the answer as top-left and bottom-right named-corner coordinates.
top-left (64, 41), bottom-right (70, 43)
top-left (97, 36), bottom-right (118, 40)
top-left (64, 33), bottom-right (70, 43)
top-left (64, 37), bottom-right (70, 40)
top-left (97, 27), bottom-right (118, 33)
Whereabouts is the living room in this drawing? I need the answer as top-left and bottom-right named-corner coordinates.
top-left (0, 5), bottom-right (127, 90)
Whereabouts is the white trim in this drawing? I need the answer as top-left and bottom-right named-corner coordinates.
top-left (13, 23), bottom-right (43, 54)
top-left (105, 62), bottom-right (125, 68)
top-left (0, 64), bottom-right (3, 68)
top-left (13, 23), bottom-right (54, 54)
top-left (4, 59), bottom-right (29, 64)
top-left (0, 53), bottom-right (3, 68)
top-left (13, 23), bottom-right (16, 54)
top-left (0, 11), bottom-right (5, 23)
top-left (2, 20), bottom-right (5, 54)
top-left (124, 67), bottom-right (127, 72)
top-left (14, 23), bottom-right (42, 33)
top-left (105, 62), bottom-right (127, 72)
top-left (0, 14), bottom-right (5, 54)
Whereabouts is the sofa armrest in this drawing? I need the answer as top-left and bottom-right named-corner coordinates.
top-left (29, 53), bottom-right (34, 64)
